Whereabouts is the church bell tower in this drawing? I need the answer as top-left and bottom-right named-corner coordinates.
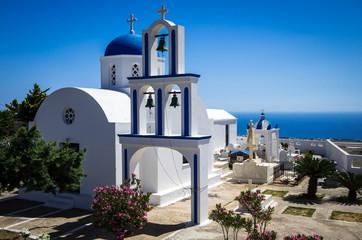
top-left (119, 6), bottom-right (211, 225)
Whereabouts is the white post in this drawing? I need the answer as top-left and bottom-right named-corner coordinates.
top-left (248, 179), bottom-right (253, 191)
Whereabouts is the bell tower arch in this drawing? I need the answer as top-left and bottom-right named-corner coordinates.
top-left (142, 11), bottom-right (185, 76)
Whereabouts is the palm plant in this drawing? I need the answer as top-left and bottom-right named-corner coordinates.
top-left (334, 171), bottom-right (362, 201)
top-left (294, 156), bottom-right (336, 198)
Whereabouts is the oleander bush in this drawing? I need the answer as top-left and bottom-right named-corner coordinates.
top-left (92, 174), bottom-right (152, 239)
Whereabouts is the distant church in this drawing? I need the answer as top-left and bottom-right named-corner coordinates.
top-left (24, 7), bottom-right (237, 224)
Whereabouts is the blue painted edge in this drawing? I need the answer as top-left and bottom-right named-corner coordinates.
top-left (230, 150), bottom-right (250, 155)
top-left (171, 30), bottom-right (176, 74)
top-left (184, 87), bottom-right (189, 136)
top-left (145, 33), bottom-right (149, 76)
top-left (123, 149), bottom-right (128, 182)
top-left (128, 73), bottom-right (200, 80)
top-left (132, 90), bottom-right (138, 134)
top-left (193, 154), bottom-right (198, 224)
top-left (157, 89), bottom-right (163, 135)
top-left (118, 134), bottom-right (211, 140)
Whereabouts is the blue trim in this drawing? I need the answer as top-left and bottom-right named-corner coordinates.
top-left (132, 90), bottom-right (138, 134)
top-left (128, 73), bottom-right (200, 80)
top-left (193, 154), bottom-right (198, 224)
top-left (184, 87), bottom-right (189, 136)
top-left (145, 33), bottom-right (149, 76)
top-left (171, 30), bottom-right (176, 74)
top-left (118, 134), bottom-right (211, 140)
top-left (123, 149), bottom-right (128, 182)
top-left (230, 150), bottom-right (250, 155)
top-left (157, 89), bottom-right (163, 135)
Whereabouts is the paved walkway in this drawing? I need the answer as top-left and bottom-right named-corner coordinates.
top-left (0, 173), bottom-right (361, 239)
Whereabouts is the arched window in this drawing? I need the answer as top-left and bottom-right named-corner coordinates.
top-left (132, 63), bottom-right (140, 77)
top-left (110, 64), bottom-right (116, 85)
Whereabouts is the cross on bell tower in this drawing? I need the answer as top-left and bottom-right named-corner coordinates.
top-left (157, 5), bottom-right (168, 20)
top-left (127, 14), bottom-right (137, 34)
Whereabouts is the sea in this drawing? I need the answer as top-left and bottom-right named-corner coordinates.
top-left (230, 112), bottom-right (362, 141)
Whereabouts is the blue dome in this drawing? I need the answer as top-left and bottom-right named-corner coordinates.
top-left (254, 111), bottom-right (272, 130)
top-left (255, 119), bottom-right (272, 130)
top-left (105, 34), bottom-right (142, 56)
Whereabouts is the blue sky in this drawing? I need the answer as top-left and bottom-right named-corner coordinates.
top-left (1, 0), bottom-right (361, 112)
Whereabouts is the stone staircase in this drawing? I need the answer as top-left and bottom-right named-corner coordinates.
top-left (44, 195), bottom-right (74, 209)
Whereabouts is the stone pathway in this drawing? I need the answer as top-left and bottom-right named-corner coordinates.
top-left (0, 172), bottom-right (361, 239)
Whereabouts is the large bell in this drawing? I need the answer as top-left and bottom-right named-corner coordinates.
top-left (145, 94), bottom-right (155, 109)
top-left (170, 93), bottom-right (180, 108)
top-left (156, 37), bottom-right (168, 52)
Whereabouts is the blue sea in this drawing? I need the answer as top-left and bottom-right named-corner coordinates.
top-left (230, 112), bottom-right (362, 140)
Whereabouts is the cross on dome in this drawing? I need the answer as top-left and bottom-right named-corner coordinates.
top-left (157, 5), bottom-right (168, 20)
top-left (127, 14), bottom-right (137, 34)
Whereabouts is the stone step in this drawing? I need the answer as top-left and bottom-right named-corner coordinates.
top-left (214, 161), bottom-right (230, 175)
top-left (234, 193), bottom-right (277, 214)
top-left (261, 194), bottom-right (277, 209)
top-left (45, 195), bottom-right (74, 209)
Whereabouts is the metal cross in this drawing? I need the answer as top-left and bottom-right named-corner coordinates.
top-left (127, 14), bottom-right (137, 34)
top-left (157, 5), bottom-right (168, 20)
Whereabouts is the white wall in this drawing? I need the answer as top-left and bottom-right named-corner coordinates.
top-left (280, 138), bottom-right (326, 156)
top-left (33, 88), bottom-right (130, 196)
top-left (129, 147), bottom-right (191, 194)
top-left (209, 120), bottom-right (237, 152)
top-left (100, 55), bottom-right (142, 94)
top-left (281, 138), bottom-right (362, 174)
top-left (156, 147), bottom-right (191, 192)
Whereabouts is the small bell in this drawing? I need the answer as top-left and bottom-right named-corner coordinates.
top-left (156, 37), bottom-right (168, 52)
top-left (170, 93), bottom-right (180, 108)
top-left (145, 94), bottom-right (155, 109)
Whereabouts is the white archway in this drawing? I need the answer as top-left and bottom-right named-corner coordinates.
top-left (119, 134), bottom-right (210, 224)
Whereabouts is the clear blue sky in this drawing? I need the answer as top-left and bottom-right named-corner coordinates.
top-left (1, 0), bottom-right (361, 112)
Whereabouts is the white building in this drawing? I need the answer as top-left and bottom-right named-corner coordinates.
top-left (250, 111), bottom-right (280, 162)
top-left (22, 8), bottom-right (237, 224)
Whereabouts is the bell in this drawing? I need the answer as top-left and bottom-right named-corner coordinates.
top-left (156, 37), bottom-right (168, 52)
top-left (145, 94), bottom-right (155, 109)
top-left (170, 93), bottom-right (180, 108)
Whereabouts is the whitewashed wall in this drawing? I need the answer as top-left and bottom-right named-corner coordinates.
top-left (100, 55), bottom-right (142, 94)
top-left (280, 138), bottom-right (327, 156)
top-left (32, 88), bottom-right (131, 195)
top-left (281, 138), bottom-right (362, 174)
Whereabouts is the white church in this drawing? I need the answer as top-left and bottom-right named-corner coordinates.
top-left (22, 7), bottom-right (238, 224)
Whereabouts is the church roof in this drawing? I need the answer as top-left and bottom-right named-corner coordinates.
top-left (75, 88), bottom-right (130, 123)
top-left (254, 111), bottom-right (272, 130)
top-left (206, 109), bottom-right (236, 121)
top-left (104, 34), bottom-right (142, 56)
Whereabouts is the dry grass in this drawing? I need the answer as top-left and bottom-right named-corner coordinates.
top-left (262, 189), bottom-right (288, 198)
top-left (330, 211), bottom-right (362, 223)
top-left (282, 206), bottom-right (316, 217)
top-left (0, 229), bottom-right (32, 240)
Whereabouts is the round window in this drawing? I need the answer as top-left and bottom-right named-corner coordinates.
top-left (64, 107), bottom-right (75, 125)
